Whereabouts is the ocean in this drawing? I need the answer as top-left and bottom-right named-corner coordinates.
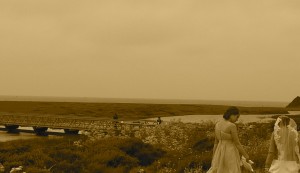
top-left (0, 95), bottom-right (289, 107)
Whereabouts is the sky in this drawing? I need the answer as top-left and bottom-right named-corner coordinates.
top-left (0, 0), bottom-right (299, 102)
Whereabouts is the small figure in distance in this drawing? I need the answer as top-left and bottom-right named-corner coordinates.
top-left (157, 117), bottom-right (162, 125)
top-left (113, 113), bottom-right (119, 130)
top-left (113, 113), bottom-right (118, 120)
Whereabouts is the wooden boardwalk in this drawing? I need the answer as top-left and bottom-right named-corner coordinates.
top-left (0, 113), bottom-right (157, 135)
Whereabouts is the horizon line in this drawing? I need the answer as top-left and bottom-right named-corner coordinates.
top-left (0, 95), bottom-right (290, 103)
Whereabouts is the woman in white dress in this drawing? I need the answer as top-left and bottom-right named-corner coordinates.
top-left (265, 115), bottom-right (300, 173)
top-left (207, 107), bottom-right (250, 173)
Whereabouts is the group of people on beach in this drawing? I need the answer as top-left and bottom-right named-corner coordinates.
top-left (208, 106), bottom-right (300, 173)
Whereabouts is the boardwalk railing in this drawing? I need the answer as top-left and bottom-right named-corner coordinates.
top-left (0, 114), bottom-right (158, 134)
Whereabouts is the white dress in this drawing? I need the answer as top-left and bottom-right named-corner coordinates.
top-left (269, 160), bottom-right (299, 173)
top-left (268, 117), bottom-right (300, 173)
top-left (207, 121), bottom-right (241, 173)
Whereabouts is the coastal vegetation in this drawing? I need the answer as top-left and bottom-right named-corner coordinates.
top-left (0, 101), bottom-right (296, 172)
top-left (0, 117), bottom-right (283, 173)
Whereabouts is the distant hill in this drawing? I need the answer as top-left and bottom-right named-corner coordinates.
top-left (286, 96), bottom-right (300, 108)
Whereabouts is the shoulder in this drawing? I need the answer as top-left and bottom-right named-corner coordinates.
top-left (227, 122), bottom-right (237, 130)
top-left (214, 122), bottom-right (220, 129)
top-left (215, 120), bottom-right (223, 127)
top-left (216, 121), bottom-right (222, 125)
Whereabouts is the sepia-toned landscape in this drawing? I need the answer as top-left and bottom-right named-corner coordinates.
top-left (0, 97), bottom-right (299, 172)
top-left (1, 0), bottom-right (300, 172)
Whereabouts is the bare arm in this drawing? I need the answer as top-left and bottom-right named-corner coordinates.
top-left (298, 132), bottom-right (300, 147)
top-left (298, 132), bottom-right (300, 163)
top-left (230, 124), bottom-right (249, 159)
top-left (265, 132), bottom-right (277, 168)
top-left (213, 136), bottom-right (219, 156)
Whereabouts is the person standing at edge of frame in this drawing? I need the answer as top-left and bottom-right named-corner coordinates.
top-left (264, 115), bottom-right (300, 173)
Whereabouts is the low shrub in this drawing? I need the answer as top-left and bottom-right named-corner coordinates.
top-left (119, 138), bottom-right (165, 166)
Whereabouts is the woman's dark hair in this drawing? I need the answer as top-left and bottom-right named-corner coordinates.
top-left (278, 115), bottom-right (290, 127)
top-left (223, 106), bottom-right (240, 120)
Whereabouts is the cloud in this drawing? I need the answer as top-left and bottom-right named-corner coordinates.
top-left (0, 0), bottom-right (300, 101)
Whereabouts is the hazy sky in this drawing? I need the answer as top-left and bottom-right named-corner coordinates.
top-left (0, 0), bottom-right (299, 102)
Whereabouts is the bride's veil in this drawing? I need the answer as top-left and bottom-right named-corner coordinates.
top-left (274, 115), bottom-right (300, 162)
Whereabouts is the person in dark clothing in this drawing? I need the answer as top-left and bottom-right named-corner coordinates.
top-left (113, 113), bottom-right (118, 120)
top-left (157, 117), bottom-right (162, 124)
